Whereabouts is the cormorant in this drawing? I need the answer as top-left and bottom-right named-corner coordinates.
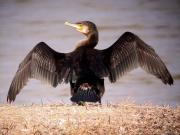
top-left (7, 21), bottom-right (174, 104)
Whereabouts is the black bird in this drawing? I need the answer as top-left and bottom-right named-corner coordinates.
top-left (7, 21), bottom-right (173, 104)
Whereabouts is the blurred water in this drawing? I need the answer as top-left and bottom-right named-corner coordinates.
top-left (0, 0), bottom-right (180, 105)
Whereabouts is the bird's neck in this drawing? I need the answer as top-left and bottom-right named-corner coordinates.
top-left (76, 32), bottom-right (98, 49)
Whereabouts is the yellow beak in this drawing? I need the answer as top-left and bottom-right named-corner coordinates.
top-left (65, 21), bottom-right (81, 29)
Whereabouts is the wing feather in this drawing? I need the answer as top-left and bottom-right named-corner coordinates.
top-left (7, 42), bottom-right (69, 102)
top-left (103, 32), bottom-right (173, 85)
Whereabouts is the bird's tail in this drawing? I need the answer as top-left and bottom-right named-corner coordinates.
top-left (70, 83), bottom-right (101, 103)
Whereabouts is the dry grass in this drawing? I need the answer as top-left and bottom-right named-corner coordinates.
top-left (0, 102), bottom-right (179, 135)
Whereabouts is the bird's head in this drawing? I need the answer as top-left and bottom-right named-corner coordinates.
top-left (65, 21), bottom-right (98, 37)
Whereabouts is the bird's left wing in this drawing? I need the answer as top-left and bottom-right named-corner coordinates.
top-left (101, 32), bottom-right (173, 84)
top-left (7, 42), bottom-right (71, 102)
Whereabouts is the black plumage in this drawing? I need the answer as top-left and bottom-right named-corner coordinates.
top-left (7, 21), bottom-right (173, 103)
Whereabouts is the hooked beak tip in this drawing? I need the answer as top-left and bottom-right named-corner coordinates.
top-left (64, 21), bottom-right (70, 25)
top-left (64, 21), bottom-right (81, 29)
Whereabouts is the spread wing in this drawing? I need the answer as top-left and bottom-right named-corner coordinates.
top-left (102, 32), bottom-right (173, 84)
top-left (7, 42), bottom-right (70, 103)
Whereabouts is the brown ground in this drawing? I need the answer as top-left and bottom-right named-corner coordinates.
top-left (0, 102), bottom-right (179, 135)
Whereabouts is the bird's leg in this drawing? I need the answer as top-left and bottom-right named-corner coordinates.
top-left (99, 99), bottom-right (102, 105)
top-left (71, 101), bottom-right (85, 106)
top-left (77, 101), bottom-right (86, 106)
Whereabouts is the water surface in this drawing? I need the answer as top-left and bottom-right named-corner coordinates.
top-left (0, 0), bottom-right (180, 105)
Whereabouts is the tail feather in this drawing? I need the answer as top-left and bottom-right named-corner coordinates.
top-left (70, 87), bottom-right (100, 103)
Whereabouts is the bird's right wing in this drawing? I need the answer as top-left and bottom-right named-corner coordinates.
top-left (7, 42), bottom-right (70, 103)
top-left (102, 32), bottom-right (173, 85)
